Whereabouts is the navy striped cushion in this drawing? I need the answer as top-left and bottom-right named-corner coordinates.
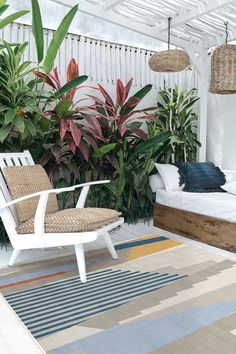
top-left (175, 162), bottom-right (226, 193)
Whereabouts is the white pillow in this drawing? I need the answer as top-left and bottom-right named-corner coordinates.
top-left (149, 174), bottom-right (165, 192)
top-left (221, 181), bottom-right (236, 195)
top-left (222, 169), bottom-right (236, 183)
top-left (155, 163), bottom-right (182, 192)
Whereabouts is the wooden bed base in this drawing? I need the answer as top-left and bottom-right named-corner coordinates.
top-left (153, 203), bottom-right (236, 253)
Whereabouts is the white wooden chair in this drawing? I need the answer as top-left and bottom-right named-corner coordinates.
top-left (0, 151), bottom-right (124, 283)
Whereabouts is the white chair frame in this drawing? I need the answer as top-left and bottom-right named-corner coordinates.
top-left (0, 151), bottom-right (124, 283)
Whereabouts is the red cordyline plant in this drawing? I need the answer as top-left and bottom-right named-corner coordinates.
top-left (34, 58), bottom-right (105, 159)
top-left (85, 78), bottom-right (155, 144)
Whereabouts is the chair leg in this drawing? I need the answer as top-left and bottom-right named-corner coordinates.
top-left (75, 244), bottom-right (87, 283)
top-left (8, 249), bottom-right (21, 266)
top-left (103, 233), bottom-right (118, 260)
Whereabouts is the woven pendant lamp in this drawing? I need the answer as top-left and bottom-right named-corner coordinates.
top-left (149, 17), bottom-right (190, 72)
top-left (210, 22), bottom-right (236, 94)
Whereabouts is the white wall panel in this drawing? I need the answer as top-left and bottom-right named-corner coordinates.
top-left (207, 94), bottom-right (236, 169)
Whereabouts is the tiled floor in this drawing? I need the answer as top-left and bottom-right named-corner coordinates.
top-left (1, 221), bottom-right (236, 268)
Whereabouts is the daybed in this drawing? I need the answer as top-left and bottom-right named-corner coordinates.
top-left (150, 172), bottom-right (236, 253)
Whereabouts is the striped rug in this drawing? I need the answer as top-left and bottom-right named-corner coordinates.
top-left (5, 268), bottom-right (186, 339)
top-left (1, 234), bottom-right (236, 354)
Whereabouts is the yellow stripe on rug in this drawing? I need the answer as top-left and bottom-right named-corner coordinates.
top-left (128, 239), bottom-right (181, 260)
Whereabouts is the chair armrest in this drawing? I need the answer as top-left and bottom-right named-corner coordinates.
top-left (0, 180), bottom-right (110, 210)
top-left (0, 179), bottom-right (110, 237)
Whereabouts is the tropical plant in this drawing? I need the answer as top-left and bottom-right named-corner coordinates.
top-left (148, 84), bottom-right (201, 163)
top-left (0, 1), bottom-right (29, 32)
top-left (31, 0), bottom-right (78, 72)
top-left (0, 1), bottom-right (79, 245)
top-left (33, 59), bottom-right (105, 188)
top-left (87, 78), bottom-right (154, 141)
top-left (83, 79), bottom-right (170, 221)
top-left (0, 41), bottom-right (47, 149)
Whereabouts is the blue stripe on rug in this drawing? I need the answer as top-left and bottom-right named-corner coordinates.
top-left (115, 236), bottom-right (168, 250)
top-left (5, 269), bottom-right (186, 339)
top-left (51, 301), bottom-right (236, 354)
top-left (33, 275), bottom-right (186, 339)
top-left (6, 271), bottom-right (137, 306)
top-left (5, 269), bottom-right (116, 299)
top-left (18, 274), bottom-right (178, 320)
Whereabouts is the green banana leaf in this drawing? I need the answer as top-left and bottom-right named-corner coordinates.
top-left (133, 84), bottom-right (152, 99)
top-left (93, 143), bottom-right (117, 159)
top-left (54, 75), bottom-right (88, 99)
top-left (0, 4), bottom-right (9, 17)
top-left (0, 10), bottom-right (29, 30)
top-left (129, 131), bottom-right (171, 159)
top-left (31, 0), bottom-right (44, 63)
top-left (43, 4), bottom-right (78, 73)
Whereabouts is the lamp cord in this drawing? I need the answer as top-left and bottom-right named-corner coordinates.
top-left (168, 17), bottom-right (172, 50)
top-left (224, 21), bottom-right (229, 44)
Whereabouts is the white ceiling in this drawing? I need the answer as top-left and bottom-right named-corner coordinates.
top-left (83, 0), bottom-right (236, 49)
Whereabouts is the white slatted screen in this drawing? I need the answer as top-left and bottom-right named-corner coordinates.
top-left (1, 22), bottom-right (199, 90)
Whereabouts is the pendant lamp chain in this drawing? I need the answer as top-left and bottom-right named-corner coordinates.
top-left (225, 21), bottom-right (229, 44)
top-left (148, 16), bottom-right (189, 72)
top-left (168, 17), bottom-right (172, 50)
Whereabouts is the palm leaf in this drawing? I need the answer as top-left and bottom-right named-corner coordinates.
top-left (43, 4), bottom-right (78, 73)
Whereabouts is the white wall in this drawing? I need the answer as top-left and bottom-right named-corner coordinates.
top-left (207, 94), bottom-right (236, 169)
top-left (2, 22), bottom-right (199, 111)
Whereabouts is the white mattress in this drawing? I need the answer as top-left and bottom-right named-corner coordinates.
top-left (156, 189), bottom-right (236, 223)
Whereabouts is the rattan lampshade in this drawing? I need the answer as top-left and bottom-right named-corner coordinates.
top-left (149, 49), bottom-right (190, 72)
top-left (149, 17), bottom-right (190, 73)
top-left (209, 43), bottom-right (236, 94)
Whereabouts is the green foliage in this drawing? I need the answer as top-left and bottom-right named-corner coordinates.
top-left (149, 85), bottom-right (201, 163)
top-left (0, 41), bottom-right (45, 149)
top-left (81, 80), bottom-right (170, 222)
top-left (0, 3), bottom-right (199, 241)
top-left (31, 0), bottom-right (79, 72)
top-left (0, 1), bottom-right (29, 30)
top-left (54, 75), bottom-right (88, 99)
top-left (31, 0), bottom-right (44, 63)
top-left (43, 5), bottom-right (78, 73)
top-left (87, 132), bottom-right (170, 222)
top-left (32, 59), bottom-right (105, 214)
